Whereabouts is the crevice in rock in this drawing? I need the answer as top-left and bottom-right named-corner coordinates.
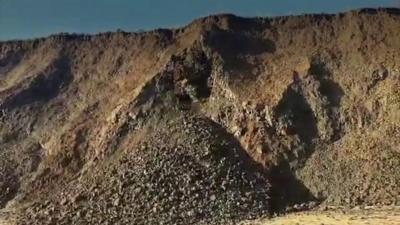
top-left (308, 59), bottom-right (345, 141)
top-left (275, 82), bottom-right (319, 147)
top-left (0, 56), bottom-right (73, 110)
top-left (269, 161), bottom-right (318, 213)
top-left (203, 28), bottom-right (276, 81)
top-left (367, 67), bottom-right (389, 92)
top-left (0, 168), bottom-right (20, 209)
top-left (268, 76), bottom-right (321, 213)
top-left (169, 48), bottom-right (213, 107)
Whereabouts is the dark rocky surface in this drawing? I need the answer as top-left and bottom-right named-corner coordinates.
top-left (0, 8), bottom-right (399, 225)
top-left (17, 116), bottom-right (270, 225)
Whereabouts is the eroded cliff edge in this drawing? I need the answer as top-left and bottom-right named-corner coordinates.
top-left (0, 8), bottom-right (399, 225)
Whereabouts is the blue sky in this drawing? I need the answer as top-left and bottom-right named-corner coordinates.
top-left (0, 0), bottom-right (397, 40)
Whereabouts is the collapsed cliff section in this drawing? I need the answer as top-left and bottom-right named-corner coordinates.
top-left (0, 7), bottom-right (399, 224)
top-left (199, 9), bottom-right (400, 210)
top-left (12, 47), bottom-right (273, 225)
top-left (0, 28), bottom-right (199, 209)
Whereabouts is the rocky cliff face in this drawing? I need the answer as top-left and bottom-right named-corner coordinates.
top-left (0, 8), bottom-right (399, 225)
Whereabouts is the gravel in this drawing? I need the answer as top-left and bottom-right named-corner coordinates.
top-left (17, 116), bottom-right (271, 225)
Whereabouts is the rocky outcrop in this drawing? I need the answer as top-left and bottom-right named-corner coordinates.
top-left (0, 7), bottom-right (399, 224)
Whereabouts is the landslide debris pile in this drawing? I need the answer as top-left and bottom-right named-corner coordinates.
top-left (18, 116), bottom-right (270, 225)
top-left (0, 7), bottom-right (400, 225)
